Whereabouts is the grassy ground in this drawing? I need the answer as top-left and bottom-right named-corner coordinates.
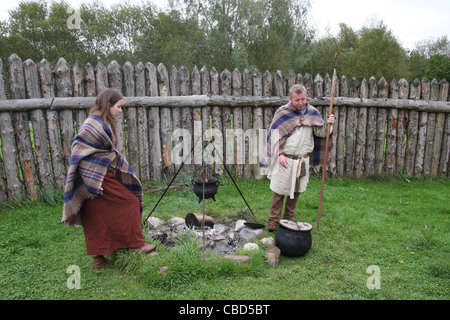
top-left (0, 174), bottom-right (448, 300)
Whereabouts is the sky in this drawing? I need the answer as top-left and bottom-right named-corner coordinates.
top-left (1, 0), bottom-right (449, 51)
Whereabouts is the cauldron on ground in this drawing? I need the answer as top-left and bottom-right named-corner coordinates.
top-left (275, 220), bottom-right (312, 257)
top-left (191, 177), bottom-right (220, 203)
top-left (185, 213), bottom-right (214, 228)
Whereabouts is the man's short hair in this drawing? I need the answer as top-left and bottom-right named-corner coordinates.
top-left (289, 84), bottom-right (307, 97)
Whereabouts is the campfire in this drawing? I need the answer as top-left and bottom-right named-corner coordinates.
top-left (143, 156), bottom-right (280, 264)
top-left (146, 214), bottom-right (264, 256)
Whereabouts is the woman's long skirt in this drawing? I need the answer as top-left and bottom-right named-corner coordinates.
top-left (80, 170), bottom-right (145, 256)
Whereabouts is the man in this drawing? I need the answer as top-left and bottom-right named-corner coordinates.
top-left (259, 84), bottom-right (335, 231)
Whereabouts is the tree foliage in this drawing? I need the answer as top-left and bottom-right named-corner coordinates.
top-left (1, 0), bottom-right (87, 65)
top-left (136, 10), bottom-right (211, 69)
top-left (170, 0), bottom-right (315, 72)
top-left (311, 22), bottom-right (411, 82)
top-left (409, 36), bottom-right (450, 81)
top-left (0, 0), bottom-right (446, 84)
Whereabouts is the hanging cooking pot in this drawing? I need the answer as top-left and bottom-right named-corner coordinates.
top-left (275, 220), bottom-right (312, 257)
top-left (191, 177), bottom-right (220, 203)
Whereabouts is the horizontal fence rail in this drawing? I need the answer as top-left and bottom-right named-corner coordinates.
top-left (0, 53), bottom-right (449, 202)
top-left (1, 95), bottom-right (450, 112)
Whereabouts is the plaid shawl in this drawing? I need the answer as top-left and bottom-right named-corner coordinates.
top-left (259, 102), bottom-right (332, 169)
top-left (62, 115), bottom-right (142, 226)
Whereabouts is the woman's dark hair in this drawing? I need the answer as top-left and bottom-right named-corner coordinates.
top-left (89, 88), bottom-right (123, 143)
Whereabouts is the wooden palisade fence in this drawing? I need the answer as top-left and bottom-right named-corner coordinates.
top-left (0, 53), bottom-right (449, 202)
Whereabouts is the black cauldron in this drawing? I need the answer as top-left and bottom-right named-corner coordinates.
top-left (275, 220), bottom-right (312, 257)
top-left (191, 177), bottom-right (220, 203)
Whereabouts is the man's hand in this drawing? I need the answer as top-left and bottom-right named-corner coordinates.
top-left (279, 154), bottom-right (288, 168)
top-left (327, 114), bottom-right (335, 124)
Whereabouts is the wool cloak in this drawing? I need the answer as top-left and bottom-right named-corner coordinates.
top-left (259, 102), bottom-right (332, 170)
top-left (62, 115), bottom-right (142, 226)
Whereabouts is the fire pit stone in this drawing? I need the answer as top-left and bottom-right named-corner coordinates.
top-left (147, 217), bottom-right (165, 229)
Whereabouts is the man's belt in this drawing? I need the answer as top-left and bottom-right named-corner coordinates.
top-left (282, 153), bottom-right (309, 160)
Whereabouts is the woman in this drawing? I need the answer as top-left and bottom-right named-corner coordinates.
top-left (62, 88), bottom-right (156, 269)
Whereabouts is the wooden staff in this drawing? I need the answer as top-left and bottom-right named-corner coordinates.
top-left (317, 53), bottom-right (338, 231)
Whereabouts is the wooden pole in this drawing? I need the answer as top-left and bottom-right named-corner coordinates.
top-left (317, 53), bottom-right (338, 231)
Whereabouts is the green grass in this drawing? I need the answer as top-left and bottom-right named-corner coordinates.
top-left (0, 174), bottom-right (449, 300)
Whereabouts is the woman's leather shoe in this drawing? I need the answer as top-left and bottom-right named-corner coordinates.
top-left (93, 255), bottom-right (110, 269)
top-left (130, 244), bottom-right (157, 253)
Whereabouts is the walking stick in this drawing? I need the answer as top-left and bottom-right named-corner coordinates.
top-left (317, 53), bottom-right (338, 231)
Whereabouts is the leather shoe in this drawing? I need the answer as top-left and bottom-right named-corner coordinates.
top-left (268, 222), bottom-right (278, 232)
top-left (93, 255), bottom-right (110, 269)
top-left (130, 243), bottom-right (157, 253)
